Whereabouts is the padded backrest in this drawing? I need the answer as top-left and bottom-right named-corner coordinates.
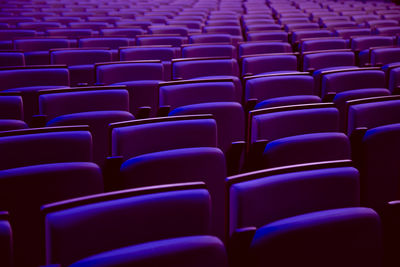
top-left (360, 123), bottom-right (400, 208)
top-left (182, 44), bottom-right (236, 58)
top-left (149, 26), bottom-right (189, 36)
top-left (79, 38), bottom-right (130, 49)
top-left (0, 68), bottom-right (69, 91)
top-left (120, 147), bottom-right (226, 239)
top-left (371, 47), bottom-right (400, 66)
top-left (239, 42), bottom-right (292, 57)
top-left (245, 74), bottom-right (314, 101)
top-left (68, 236), bottom-right (228, 267)
top-left (39, 89), bottom-right (130, 121)
top-left (321, 69), bottom-right (386, 97)
top-left (347, 98), bottom-right (400, 135)
top-left (334, 28), bottom-right (371, 39)
top-left (159, 81), bottom-right (237, 110)
top-left (0, 162), bottom-right (103, 267)
top-left (292, 30), bottom-right (332, 43)
top-left (173, 58), bottom-right (239, 79)
top-left (351, 36), bottom-right (394, 51)
top-left (229, 166), bottom-right (360, 234)
top-left (300, 38), bottom-right (347, 52)
top-left (51, 49), bottom-right (112, 66)
top-left (96, 62), bottom-right (164, 84)
top-left (111, 117), bottom-right (217, 160)
top-left (303, 51), bottom-right (355, 71)
top-left (100, 28), bottom-right (145, 38)
top-left (46, 29), bottom-right (93, 37)
top-left (119, 47), bottom-right (176, 61)
top-left (43, 184), bottom-right (211, 266)
top-left (189, 34), bottom-right (232, 44)
top-left (136, 36), bottom-right (187, 47)
top-left (0, 29), bottom-right (36, 40)
top-left (203, 26), bottom-right (242, 36)
top-left (250, 106), bottom-right (339, 143)
top-left (250, 207), bottom-right (382, 267)
top-left (0, 129), bottom-right (93, 170)
top-left (246, 31), bottom-right (288, 42)
top-left (14, 38), bottom-right (70, 52)
top-left (242, 54), bottom-right (298, 76)
top-left (0, 52), bottom-right (24, 67)
top-left (0, 96), bottom-right (24, 120)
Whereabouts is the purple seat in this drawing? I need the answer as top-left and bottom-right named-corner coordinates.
top-left (0, 126), bottom-right (104, 267)
top-left (0, 66), bottom-right (70, 123)
top-left (149, 26), bottom-right (189, 36)
top-left (291, 29), bottom-right (332, 44)
top-left (0, 52), bottom-right (25, 68)
top-left (95, 61), bottom-right (164, 117)
top-left (100, 28), bottom-right (145, 38)
top-left (203, 26), bottom-right (243, 42)
top-left (323, 21), bottom-right (358, 30)
top-left (182, 44), bottom-right (237, 58)
top-left (37, 86), bottom-right (134, 166)
top-left (245, 24), bottom-right (282, 32)
top-left (250, 208), bottom-right (382, 267)
top-left (244, 72), bottom-right (321, 109)
top-left (43, 182), bottom-right (212, 266)
top-left (78, 38), bottom-right (131, 61)
top-left (136, 35), bottom-right (188, 47)
top-left (374, 26), bottom-right (400, 36)
top-left (351, 36), bottom-right (394, 66)
top-left (0, 212), bottom-right (12, 267)
top-left (14, 38), bottom-right (70, 65)
top-left (246, 31), bottom-right (288, 42)
top-left (366, 19), bottom-right (399, 28)
top-left (302, 50), bottom-right (355, 72)
top-left (285, 22), bottom-right (320, 32)
top-left (0, 30), bottom-right (36, 50)
top-left (51, 48), bottom-right (112, 86)
top-left (189, 34), bottom-right (233, 44)
top-left (238, 42), bottom-right (292, 57)
top-left (242, 54), bottom-right (298, 76)
top-left (46, 29), bottom-right (94, 38)
top-left (17, 22), bottom-right (61, 32)
top-left (69, 22), bottom-right (111, 31)
top-left (172, 58), bottom-right (241, 102)
top-left (247, 103), bottom-right (350, 169)
top-left (334, 28), bottom-right (371, 39)
top-left (370, 47), bottom-right (400, 67)
top-left (299, 37), bottom-right (347, 52)
top-left (0, 96), bottom-right (28, 131)
top-left (68, 235), bottom-right (228, 267)
top-left (108, 115), bottom-right (227, 238)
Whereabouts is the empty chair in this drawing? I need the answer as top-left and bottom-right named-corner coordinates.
top-left (0, 126), bottom-right (104, 267)
top-left (119, 46), bottom-right (177, 81)
top-left (299, 37), bottom-right (347, 53)
top-left (50, 48), bottom-right (112, 87)
top-left (249, 207), bottom-right (382, 267)
top-left (107, 116), bottom-right (227, 238)
top-left (189, 34), bottom-right (233, 44)
top-left (0, 95), bottom-right (28, 131)
top-left (136, 35), bottom-right (188, 47)
top-left (182, 44), bottom-right (237, 58)
top-left (284, 22), bottom-right (320, 32)
top-left (14, 38), bottom-right (70, 65)
top-left (323, 21), bottom-right (358, 30)
top-left (246, 31), bottom-right (288, 42)
top-left (374, 26), bottom-right (400, 36)
top-left (247, 103), bottom-right (350, 169)
top-left (0, 30), bottom-right (36, 50)
top-left (347, 97), bottom-right (400, 211)
top-left (0, 52), bottom-right (24, 68)
top-left (46, 29), bottom-right (94, 38)
top-left (351, 36), bottom-right (394, 66)
top-left (172, 58), bottom-right (241, 102)
top-left (370, 47), bottom-right (400, 67)
top-left (100, 28), bottom-right (145, 38)
top-left (291, 29), bottom-right (332, 44)
top-left (302, 50), bottom-right (355, 72)
top-left (0, 212), bottom-right (12, 267)
top-left (95, 61), bottom-right (164, 117)
top-left (78, 37), bottom-right (131, 61)
top-left (0, 66), bottom-right (70, 124)
top-left (43, 182), bottom-right (220, 266)
top-left (238, 42), bottom-right (292, 57)
top-left (245, 24), bottom-right (282, 32)
top-left (244, 72), bottom-right (321, 109)
top-left (36, 86), bottom-right (134, 166)
top-left (203, 26), bottom-right (243, 43)
top-left (69, 22), bottom-right (110, 31)
top-left (321, 68), bottom-right (390, 130)
top-left (334, 28), bottom-right (371, 39)
top-left (149, 26), bottom-right (189, 36)
top-left (17, 22), bottom-right (61, 32)
top-left (242, 54), bottom-right (298, 77)
top-left (366, 19), bottom-right (399, 28)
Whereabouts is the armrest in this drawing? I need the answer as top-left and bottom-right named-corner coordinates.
top-left (226, 141), bottom-right (245, 175)
top-left (103, 156), bottom-right (124, 192)
top-left (157, 105), bottom-right (171, 117)
top-left (136, 106), bottom-right (151, 119)
top-left (322, 92), bottom-right (336, 102)
top-left (228, 227), bottom-right (257, 267)
top-left (30, 114), bottom-right (47, 128)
